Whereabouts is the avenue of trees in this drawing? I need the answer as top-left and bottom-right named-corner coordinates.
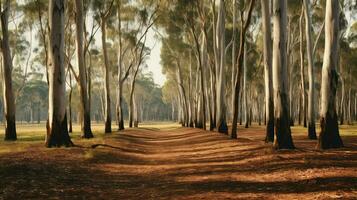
top-left (0, 0), bottom-right (356, 150)
top-left (159, 0), bottom-right (357, 150)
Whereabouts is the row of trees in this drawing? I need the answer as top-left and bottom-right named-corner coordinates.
top-left (0, 0), bottom-right (356, 149)
top-left (160, 0), bottom-right (357, 149)
top-left (0, 0), bottom-right (168, 147)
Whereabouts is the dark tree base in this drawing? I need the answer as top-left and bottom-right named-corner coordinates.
top-left (308, 123), bottom-right (317, 140)
top-left (245, 122), bottom-right (249, 128)
top-left (82, 113), bottom-right (94, 138)
top-left (217, 121), bottom-right (228, 134)
top-left (265, 119), bottom-right (274, 143)
top-left (69, 124), bottom-right (73, 133)
top-left (290, 119), bottom-right (294, 127)
top-left (4, 117), bottom-right (17, 141)
top-left (105, 120), bottom-right (112, 133)
top-left (274, 118), bottom-right (295, 149)
top-left (195, 122), bottom-right (204, 129)
top-left (118, 119), bottom-right (125, 131)
top-left (318, 115), bottom-right (344, 149)
top-left (231, 131), bottom-right (237, 139)
top-left (46, 115), bottom-right (73, 148)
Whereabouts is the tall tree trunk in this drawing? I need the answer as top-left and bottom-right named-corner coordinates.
top-left (261, 0), bottom-right (274, 142)
top-left (75, 0), bottom-right (93, 138)
top-left (188, 54), bottom-right (194, 127)
top-left (116, 2), bottom-right (125, 131)
top-left (209, 60), bottom-right (216, 131)
top-left (46, 0), bottom-right (73, 147)
top-left (37, 102), bottom-right (40, 124)
top-left (299, 8), bottom-right (307, 128)
top-left (272, 0), bottom-right (295, 149)
top-left (176, 61), bottom-right (189, 126)
top-left (243, 45), bottom-right (249, 128)
top-left (1, 0), bottom-right (16, 141)
top-left (101, 17), bottom-right (111, 133)
top-left (68, 72), bottom-right (73, 133)
top-left (340, 79), bottom-right (345, 125)
top-left (129, 76), bottom-right (136, 128)
top-left (231, 0), bottom-right (237, 118)
top-left (318, 0), bottom-right (343, 149)
top-left (215, 0), bottom-right (228, 134)
top-left (129, 40), bottom-right (146, 128)
top-left (231, 0), bottom-right (255, 138)
top-left (303, 0), bottom-right (317, 139)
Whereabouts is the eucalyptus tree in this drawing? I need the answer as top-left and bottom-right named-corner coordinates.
top-left (46, 0), bottom-right (73, 147)
top-left (91, 0), bottom-right (114, 133)
top-left (128, 39), bottom-right (149, 128)
top-left (21, 0), bottom-right (49, 84)
top-left (215, 0), bottom-right (228, 133)
top-left (272, 0), bottom-right (294, 149)
top-left (1, 0), bottom-right (17, 140)
top-left (75, 0), bottom-right (93, 138)
top-left (303, 0), bottom-right (317, 139)
top-left (261, 0), bottom-right (274, 142)
top-left (187, 0), bottom-right (207, 129)
top-left (299, 6), bottom-right (307, 128)
top-left (231, 0), bottom-right (256, 139)
top-left (318, 0), bottom-right (343, 149)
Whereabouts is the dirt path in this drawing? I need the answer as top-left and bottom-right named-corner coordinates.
top-left (0, 126), bottom-right (357, 199)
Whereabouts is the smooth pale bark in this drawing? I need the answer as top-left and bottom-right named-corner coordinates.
top-left (0, 0), bottom-right (16, 140)
top-left (188, 54), bottom-right (194, 127)
top-left (208, 57), bottom-right (216, 130)
top-left (128, 65), bottom-right (140, 128)
top-left (231, 0), bottom-right (237, 115)
top-left (272, 0), bottom-right (294, 149)
top-left (129, 40), bottom-right (146, 128)
top-left (75, 0), bottom-right (93, 138)
top-left (116, 3), bottom-right (125, 131)
top-left (209, 2), bottom-right (217, 131)
top-left (176, 61), bottom-right (189, 126)
top-left (192, 28), bottom-right (207, 130)
top-left (243, 45), bottom-right (248, 128)
top-left (318, 0), bottom-right (343, 149)
top-left (339, 76), bottom-right (345, 125)
top-left (133, 93), bottom-right (138, 128)
top-left (287, 18), bottom-right (294, 126)
top-left (46, 0), bottom-right (73, 147)
top-left (101, 16), bottom-right (111, 133)
top-left (231, 0), bottom-right (255, 139)
top-left (299, 8), bottom-right (307, 128)
top-left (215, 0), bottom-right (228, 133)
top-left (303, 0), bottom-right (317, 139)
top-left (261, 0), bottom-right (274, 143)
top-left (68, 70), bottom-right (73, 133)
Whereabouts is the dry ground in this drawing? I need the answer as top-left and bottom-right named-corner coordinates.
top-left (0, 122), bottom-right (356, 199)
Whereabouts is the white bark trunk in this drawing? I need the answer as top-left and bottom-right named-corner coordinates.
top-left (303, 0), bottom-right (317, 139)
top-left (46, 0), bottom-right (72, 147)
top-left (261, 0), bottom-right (274, 142)
top-left (272, 0), bottom-right (294, 149)
top-left (318, 0), bottom-right (343, 149)
top-left (215, 0), bottom-right (228, 133)
top-left (0, 0), bottom-right (16, 140)
top-left (101, 16), bottom-right (111, 133)
top-left (75, 0), bottom-right (93, 138)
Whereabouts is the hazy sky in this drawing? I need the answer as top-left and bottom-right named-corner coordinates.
top-left (144, 29), bottom-right (166, 87)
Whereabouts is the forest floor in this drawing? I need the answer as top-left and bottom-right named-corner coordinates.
top-left (0, 122), bottom-right (357, 199)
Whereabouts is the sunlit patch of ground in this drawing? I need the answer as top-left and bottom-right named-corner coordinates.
top-left (0, 122), bottom-right (356, 199)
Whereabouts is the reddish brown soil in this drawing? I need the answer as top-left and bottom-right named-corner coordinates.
top-left (0, 126), bottom-right (356, 199)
